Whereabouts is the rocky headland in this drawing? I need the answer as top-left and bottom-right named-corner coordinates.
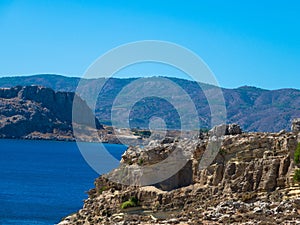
top-left (2, 85), bottom-right (300, 224)
top-left (0, 86), bottom-right (102, 141)
top-left (0, 85), bottom-right (161, 143)
top-left (59, 123), bottom-right (300, 224)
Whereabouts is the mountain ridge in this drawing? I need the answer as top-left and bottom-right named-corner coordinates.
top-left (0, 74), bottom-right (299, 132)
top-left (2, 74), bottom-right (297, 91)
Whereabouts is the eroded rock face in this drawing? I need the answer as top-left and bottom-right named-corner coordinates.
top-left (118, 139), bottom-right (196, 191)
top-left (292, 118), bottom-right (300, 132)
top-left (226, 123), bottom-right (242, 135)
top-left (209, 123), bottom-right (242, 137)
top-left (0, 86), bottom-right (102, 140)
top-left (153, 160), bottom-right (193, 191)
top-left (195, 132), bottom-right (297, 193)
top-left (59, 130), bottom-right (300, 225)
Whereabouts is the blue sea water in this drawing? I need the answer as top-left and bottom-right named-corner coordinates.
top-left (0, 139), bottom-right (127, 225)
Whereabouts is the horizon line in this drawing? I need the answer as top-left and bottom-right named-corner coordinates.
top-left (0, 73), bottom-right (298, 91)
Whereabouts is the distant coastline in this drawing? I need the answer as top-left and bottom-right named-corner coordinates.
top-left (1, 74), bottom-right (300, 132)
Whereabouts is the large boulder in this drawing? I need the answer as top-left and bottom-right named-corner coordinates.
top-left (226, 124), bottom-right (242, 135)
top-left (209, 123), bottom-right (242, 137)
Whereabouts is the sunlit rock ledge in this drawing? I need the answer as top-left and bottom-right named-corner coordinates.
top-left (59, 122), bottom-right (300, 225)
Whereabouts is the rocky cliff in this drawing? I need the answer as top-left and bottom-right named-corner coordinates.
top-left (0, 86), bottom-right (102, 140)
top-left (59, 126), bottom-right (300, 224)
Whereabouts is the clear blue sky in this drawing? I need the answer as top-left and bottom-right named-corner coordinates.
top-left (0, 0), bottom-right (299, 90)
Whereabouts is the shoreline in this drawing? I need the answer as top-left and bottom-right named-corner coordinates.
top-left (0, 129), bottom-right (295, 144)
top-left (0, 136), bottom-right (123, 145)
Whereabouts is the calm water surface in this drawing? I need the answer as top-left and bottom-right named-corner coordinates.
top-left (0, 139), bottom-right (126, 225)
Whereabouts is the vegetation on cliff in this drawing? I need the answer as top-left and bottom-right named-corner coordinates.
top-left (121, 197), bottom-right (138, 209)
top-left (294, 142), bottom-right (300, 164)
top-left (294, 169), bottom-right (300, 182)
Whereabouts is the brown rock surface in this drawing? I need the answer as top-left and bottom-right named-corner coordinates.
top-left (292, 118), bottom-right (300, 133)
top-left (59, 129), bottom-right (300, 224)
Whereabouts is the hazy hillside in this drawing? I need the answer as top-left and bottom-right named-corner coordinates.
top-left (0, 74), bottom-right (299, 132)
top-left (0, 74), bottom-right (81, 92)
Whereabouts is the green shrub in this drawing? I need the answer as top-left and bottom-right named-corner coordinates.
top-left (98, 186), bottom-right (108, 194)
top-left (121, 196), bottom-right (138, 209)
top-left (121, 201), bottom-right (135, 209)
top-left (138, 158), bottom-right (144, 166)
top-left (293, 169), bottom-right (300, 182)
top-left (294, 143), bottom-right (300, 164)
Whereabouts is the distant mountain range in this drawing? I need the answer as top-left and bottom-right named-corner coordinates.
top-left (0, 74), bottom-right (299, 132)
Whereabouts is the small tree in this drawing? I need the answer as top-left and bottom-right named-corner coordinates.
top-left (121, 196), bottom-right (138, 209)
top-left (294, 143), bottom-right (300, 164)
top-left (293, 169), bottom-right (300, 182)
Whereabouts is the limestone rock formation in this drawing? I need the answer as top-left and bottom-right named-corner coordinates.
top-left (59, 127), bottom-right (300, 224)
top-left (292, 118), bottom-right (300, 132)
top-left (209, 123), bottom-right (242, 137)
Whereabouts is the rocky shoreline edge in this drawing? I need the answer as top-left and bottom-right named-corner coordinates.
top-left (58, 122), bottom-right (300, 225)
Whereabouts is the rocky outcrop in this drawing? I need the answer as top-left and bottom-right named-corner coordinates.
top-left (59, 128), bottom-right (300, 224)
top-left (208, 123), bottom-right (242, 137)
top-left (0, 86), bottom-right (102, 141)
top-left (196, 132), bottom-right (297, 192)
top-left (292, 118), bottom-right (300, 132)
top-left (226, 123), bottom-right (242, 135)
